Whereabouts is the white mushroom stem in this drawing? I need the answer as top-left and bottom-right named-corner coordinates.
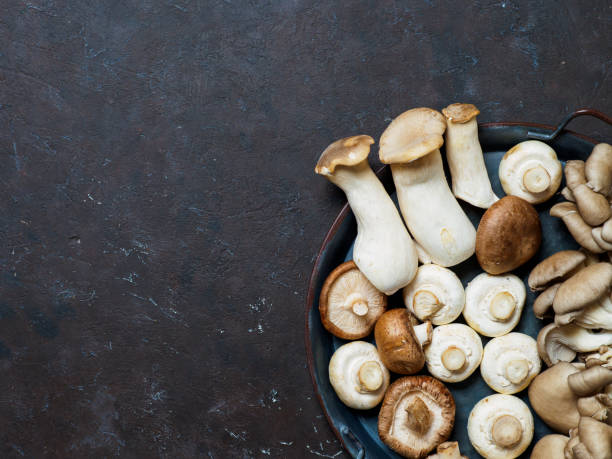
top-left (343, 293), bottom-right (369, 317)
top-left (441, 346), bottom-right (466, 372)
top-left (391, 150), bottom-right (476, 267)
top-left (413, 290), bottom-right (442, 319)
top-left (523, 165), bottom-right (551, 193)
top-left (326, 161), bottom-right (418, 295)
top-left (358, 361), bottom-right (384, 392)
top-left (491, 415), bottom-right (523, 448)
top-left (505, 359), bottom-right (530, 385)
top-left (490, 291), bottom-right (516, 321)
top-left (414, 322), bottom-right (433, 348)
top-left (444, 114), bottom-right (498, 208)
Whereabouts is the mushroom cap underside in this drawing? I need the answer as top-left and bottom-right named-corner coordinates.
top-left (315, 135), bottom-right (374, 175)
top-left (441, 103), bottom-right (480, 123)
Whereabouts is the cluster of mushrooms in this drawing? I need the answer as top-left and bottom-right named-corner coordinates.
top-left (315, 103), bottom-right (612, 458)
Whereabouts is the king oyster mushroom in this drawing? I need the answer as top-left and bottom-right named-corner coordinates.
top-left (537, 323), bottom-right (612, 367)
top-left (498, 140), bottom-right (563, 204)
top-left (441, 103), bottom-right (498, 208)
top-left (565, 160), bottom-right (611, 227)
top-left (375, 309), bottom-right (433, 375)
top-left (378, 376), bottom-right (455, 458)
top-left (318, 261), bottom-right (387, 339)
top-left (379, 107), bottom-right (476, 267)
top-left (315, 135), bottom-right (418, 295)
top-left (468, 394), bottom-right (534, 459)
top-left (402, 264), bottom-right (465, 325)
top-left (463, 272), bottom-right (526, 337)
top-left (530, 434), bottom-right (569, 459)
top-left (476, 196), bottom-right (542, 274)
top-left (328, 341), bottom-right (390, 410)
top-left (481, 333), bottom-right (541, 394)
top-left (424, 323), bottom-right (483, 383)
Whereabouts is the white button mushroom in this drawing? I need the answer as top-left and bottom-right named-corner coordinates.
top-left (480, 333), bottom-right (541, 394)
top-left (315, 135), bottom-right (418, 295)
top-left (379, 107), bottom-right (476, 267)
top-left (441, 103), bottom-right (499, 209)
top-left (463, 273), bottom-right (526, 337)
top-left (402, 264), bottom-right (465, 325)
top-left (424, 323), bottom-right (483, 383)
top-left (498, 140), bottom-right (563, 204)
top-left (328, 341), bottom-right (390, 410)
top-left (467, 394), bottom-right (534, 459)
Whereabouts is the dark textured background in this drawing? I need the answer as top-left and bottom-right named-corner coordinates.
top-left (0, 1), bottom-right (611, 457)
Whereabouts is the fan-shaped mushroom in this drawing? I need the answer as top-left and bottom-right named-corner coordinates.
top-left (379, 107), bottom-right (476, 267)
top-left (564, 160), bottom-right (611, 227)
top-left (463, 273), bottom-right (526, 337)
top-left (441, 103), bottom-right (498, 208)
top-left (527, 250), bottom-right (587, 291)
top-left (402, 264), bottom-right (465, 325)
top-left (531, 434), bottom-right (569, 459)
top-left (476, 196), bottom-right (542, 274)
top-left (375, 309), bottom-right (433, 375)
top-left (424, 323), bottom-right (483, 383)
top-left (319, 261), bottom-right (387, 339)
top-left (481, 333), bottom-right (541, 394)
top-left (586, 143), bottom-right (612, 197)
top-left (378, 376), bottom-right (455, 458)
top-left (315, 135), bottom-right (418, 295)
top-left (537, 323), bottom-right (612, 367)
top-left (498, 140), bottom-right (563, 204)
top-left (565, 416), bottom-right (612, 459)
top-left (468, 394), bottom-right (534, 459)
top-left (328, 341), bottom-right (390, 410)
top-left (533, 283), bottom-right (561, 319)
top-left (550, 202), bottom-right (606, 254)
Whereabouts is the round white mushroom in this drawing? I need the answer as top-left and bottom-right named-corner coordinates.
top-left (464, 273), bottom-right (526, 337)
top-left (468, 394), bottom-right (534, 459)
top-left (402, 264), bottom-right (465, 325)
top-left (481, 333), bottom-right (541, 394)
top-left (424, 323), bottom-right (483, 383)
top-left (328, 341), bottom-right (390, 410)
top-left (499, 140), bottom-right (562, 204)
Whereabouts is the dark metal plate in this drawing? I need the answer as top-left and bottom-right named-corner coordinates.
top-left (305, 120), bottom-right (602, 458)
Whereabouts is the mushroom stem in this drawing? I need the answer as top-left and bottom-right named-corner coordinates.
top-left (523, 165), bottom-right (551, 193)
top-left (491, 415), bottom-right (523, 448)
top-left (490, 291), bottom-right (516, 321)
top-left (505, 359), bottom-right (530, 385)
top-left (351, 301), bottom-right (369, 317)
top-left (358, 361), bottom-right (384, 392)
top-left (441, 346), bottom-right (466, 372)
top-left (405, 396), bottom-right (432, 434)
top-left (413, 290), bottom-right (442, 320)
top-left (413, 322), bottom-right (433, 348)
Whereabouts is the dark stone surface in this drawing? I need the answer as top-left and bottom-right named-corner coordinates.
top-left (0, 1), bottom-right (610, 457)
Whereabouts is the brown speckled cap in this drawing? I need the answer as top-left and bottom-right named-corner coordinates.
top-left (379, 108), bottom-right (446, 164)
top-left (442, 103), bottom-right (480, 123)
top-left (378, 376), bottom-right (455, 458)
top-left (314, 135), bottom-right (374, 175)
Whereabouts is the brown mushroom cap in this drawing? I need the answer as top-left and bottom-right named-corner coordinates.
top-left (314, 135), bottom-right (374, 175)
top-left (379, 108), bottom-right (446, 164)
top-left (527, 250), bottom-right (586, 291)
top-left (378, 376), bottom-right (455, 458)
top-left (568, 365), bottom-right (612, 397)
top-left (550, 202), bottom-right (606, 254)
top-left (553, 262), bottom-right (612, 315)
top-left (571, 416), bottom-right (612, 459)
top-left (530, 434), bottom-right (569, 459)
top-left (586, 143), bottom-right (612, 197)
top-left (476, 196), bottom-right (542, 274)
top-left (441, 103), bottom-right (480, 124)
top-left (319, 261), bottom-right (387, 340)
top-left (533, 283), bottom-right (562, 319)
top-left (375, 309), bottom-right (431, 374)
top-left (528, 362), bottom-right (581, 433)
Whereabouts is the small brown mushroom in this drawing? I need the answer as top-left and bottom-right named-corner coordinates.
top-left (378, 376), bottom-right (455, 458)
top-left (527, 250), bottom-right (586, 291)
top-left (585, 143), bottom-right (612, 197)
top-left (533, 283), bottom-right (561, 319)
top-left (568, 365), bottom-right (612, 397)
top-left (566, 416), bottom-right (612, 459)
top-left (530, 434), bottom-right (569, 459)
top-left (375, 309), bottom-right (432, 374)
top-left (565, 160), bottom-right (611, 226)
top-left (550, 202), bottom-right (606, 254)
top-left (319, 261), bottom-right (387, 339)
top-left (476, 196), bottom-right (542, 275)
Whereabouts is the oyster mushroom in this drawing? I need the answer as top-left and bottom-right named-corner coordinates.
top-left (537, 323), bottom-right (612, 367)
top-left (583, 345), bottom-right (612, 369)
top-left (585, 143), bottom-right (612, 197)
top-left (328, 341), bottom-right (390, 410)
top-left (379, 107), bottom-right (476, 267)
top-left (402, 264), bottom-right (465, 325)
top-left (528, 362), bottom-right (582, 432)
top-left (424, 323), bottom-right (483, 383)
top-left (426, 441), bottom-right (467, 459)
top-left (498, 140), bottom-right (563, 204)
top-left (375, 308), bottom-right (433, 375)
top-left (550, 202), bottom-right (605, 254)
top-left (378, 376), bottom-right (455, 458)
top-left (568, 364), bottom-right (612, 397)
top-left (476, 196), bottom-right (542, 274)
top-left (463, 272), bottom-right (526, 337)
top-left (468, 394), bottom-right (534, 459)
top-left (481, 333), bottom-right (541, 394)
top-left (565, 160), bottom-right (611, 227)
top-left (319, 261), bottom-right (387, 339)
top-left (441, 103), bottom-right (498, 208)
top-left (527, 250), bottom-right (587, 291)
top-left (315, 135), bottom-right (418, 295)
top-left (593, 226), bottom-right (612, 251)
top-left (565, 416), bottom-right (612, 459)
top-left (533, 283), bottom-right (561, 319)
top-left (531, 434), bottom-right (569, 459)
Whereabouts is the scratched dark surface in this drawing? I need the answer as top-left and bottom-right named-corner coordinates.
top-left (0, 1), bottom-right (611, 458)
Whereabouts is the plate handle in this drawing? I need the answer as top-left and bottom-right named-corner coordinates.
top-left (527, 108), bottom-right (612, 141)
top-left (339, 424), bottom-right (365, 459)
